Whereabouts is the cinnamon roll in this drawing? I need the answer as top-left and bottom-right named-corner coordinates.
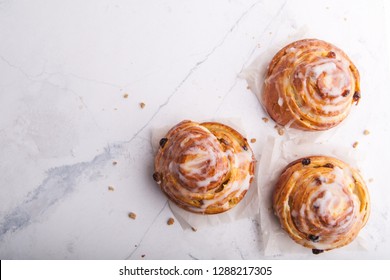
top-left (263, 39), bottom-right (360, 131)
top-left (154, 120), bottom-right (255, 214)
top-left (273, 156), bottom-right (370, 253)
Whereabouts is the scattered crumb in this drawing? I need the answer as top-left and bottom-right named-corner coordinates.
top-left (123, 93), bottom-right (129, 98)
top-left (274, 125), bottom-right (285, 136)
top-left (139, 102), bottom-right (146, 109)
top-left (128, 212), bottom-right (137, 220)
top-left (352, 141), bottom-right (359, 148)
top-left (112, 161), bottom-right (118, 165)
top-left (326, 6), bottom-right (330, 9)
top-left (134, 244), bottom-right (138, 247)
top-left (167, 218), bottom-right (175, 225)
top-left (369, 178), bottom-right (374, 183)
top-left (250, 138), bottom-right (256, 143)
top-left (246, 85), bottom-right (250, 90)
top-left (363, 129), bottom-right (370, 135)
top-left (262, 117), bottom-right (269, 123)
top-left (269, 31), bottom-right (272, 35)
top-left (141, 254), bottom-right (145, 258)
top-left (113, 108), bottom-right (118, 111)
top-left (108, 186), bottom-right (115, 191)
top-left (257, 43), bottom-right (261, 48)
top-left (343, 17), bottom-right (347, 21)
top-left (191, 227), bottom-right (197, 232)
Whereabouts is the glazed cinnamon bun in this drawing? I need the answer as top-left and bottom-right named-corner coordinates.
top-left (153, 120), bottom-right (255, 214)
top-left (273, 156), bottom-right (370, 253)
top-left (263, 39), bottom-right (360, 131)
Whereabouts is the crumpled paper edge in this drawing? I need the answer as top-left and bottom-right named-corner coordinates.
top-left (150, 118), bottom-right (259, 230)
top-left (258, 136), bottom-right (372, 257)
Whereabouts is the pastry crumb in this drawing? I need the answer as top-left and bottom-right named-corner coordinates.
top-left (246, 85), bottom-right (250, 90)
top-left (352, 141), bottom-right (359, 148)
top-left (113, 108), bottom-right (118, 111)
top-left (128, 212), bottom-right (137, 220)
top-left (274, 125), bottom-right (285, 136)
top-left (112, 161), bottom-right (118, 165)
top-left (167, 218), bottom-right (175, 225)
top-left (139, 102), bottom-right (146, 109)
top-left (368, 178), bottom-right (374, 183)
top-left (108, 186), bottom-right (115, 191)
top-left (191, 227), bottom-right (197, 232)
top-left (363, 129), bottom-right (370, 135)
top-left (262, 117), bottom-right (269, 123)
top-left (123, 93), bottom-right (129, 99)
top-left (250, 138), bottom-right (256, 143)
top-left (141, 254), bottom-right (145, 258)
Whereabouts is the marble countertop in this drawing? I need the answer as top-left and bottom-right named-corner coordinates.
top-left (1, 0), bottom-right (389, 259)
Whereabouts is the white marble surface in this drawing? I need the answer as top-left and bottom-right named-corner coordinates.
top-left (1, 0), bottom-right (389, 259)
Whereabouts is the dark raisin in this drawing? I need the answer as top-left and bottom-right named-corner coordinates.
top-left (159, 138), bottom-right (168, 148)
top-left (243, 145), bottom-right (248, 151)
top-left (327, 51), bottom-right (336, 58)
top-left (342, 89), bottom-right (350, 97)
top-left (215, 185), bottom-right (224, 193)
top-left (323, 163), bottom-right (334, 168)
top-left (353, 91), bottom-right (361, 104)
top-left (309, 235), bottom-right (320, 242)
top-left (314, 178), bottom-right (322, 186)
top-left (152, 172), bottom-right (161, 183)
top-left (302, 158), bottom-right (311, 165)
top-left (312, 249), bottom-right (324, 255)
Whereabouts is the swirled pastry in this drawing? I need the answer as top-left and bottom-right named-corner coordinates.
top-left (273, 156), bottom-right (370, 253)
top-left (153, 120), bottom-right (255, 214)
top-left (263, 39), bottom-right (360, 131)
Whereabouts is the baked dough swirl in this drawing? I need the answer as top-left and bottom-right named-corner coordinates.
top-left (263, 39), bottom-right (360, 131)
top-left (273, 156), bottom-right (370, 253)
top-left (154, 120), bottom-right (255, 214)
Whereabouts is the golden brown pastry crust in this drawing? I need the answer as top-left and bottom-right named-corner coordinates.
top-left (273, 156), bottom-right (370, 253)
top-left (154, 120), bottom-right (255, 214)
top-left (263, 39), bottom-right (360, 131)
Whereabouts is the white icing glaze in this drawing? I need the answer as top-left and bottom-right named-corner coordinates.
top-left (278, 97), bottom-right (284, 106)
top-left (299, 203), bottom-right (306, 217)
top-left (199, 172), bottom-right (252, 210)
top-left (182, 146), bottom-right (218, 171)
top-left (180, 133), bottom-right (202, 148)
top-left (313, 189), bottom-right (334, 216)
top-left (195, 169), bottom-right (227, 188)
top-left (291, 210), bottom-right (298, 218)
top-left (311, 61), bottom-right (337, 78)
top-left (286, 47), bottom-right (296, 53)
top-left (296, 166), bottom-right (360, 246)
